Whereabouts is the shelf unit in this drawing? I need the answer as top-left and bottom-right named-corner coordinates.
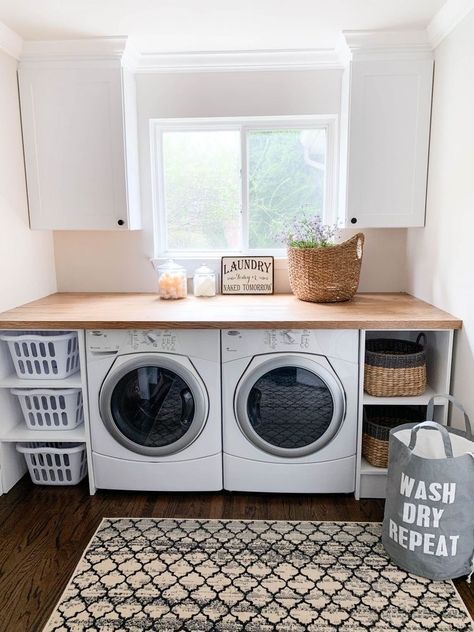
top-left (355, 329), bottom-right (455, 500)
top-left (362, 385), bottom-right (436, 406)
top-left (0, 331), bottom-right (95, 495)
top-left (0, 373), bottom-right (83, 389)
top-left (1, 423), bottom-right (86, 443)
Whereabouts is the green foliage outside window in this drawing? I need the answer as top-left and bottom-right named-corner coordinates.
top-left (161, 127), bottom-right (326, 251)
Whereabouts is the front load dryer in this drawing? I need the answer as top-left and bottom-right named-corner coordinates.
top-left (222, 329), bottom-right (359, 493)
top-left (87, 329), bottom-right (222, 491)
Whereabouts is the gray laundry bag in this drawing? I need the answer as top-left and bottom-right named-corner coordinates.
top-left (382, 395), bottom-right (474, 581)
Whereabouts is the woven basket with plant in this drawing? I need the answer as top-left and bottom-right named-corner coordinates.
top-left (278, 216), bottom-right (364, 303)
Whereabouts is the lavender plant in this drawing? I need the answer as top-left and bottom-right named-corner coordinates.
top-left (277, 215), bottom-right (339, 249)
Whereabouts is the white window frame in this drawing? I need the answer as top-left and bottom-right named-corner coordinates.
top-left (150, 115), bottom-right (338, 263)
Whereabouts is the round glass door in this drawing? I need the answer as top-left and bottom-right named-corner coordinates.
top-left (99, 354), bottom-right (208, 456)
top-left (235, 356), bottom-right (345, 457)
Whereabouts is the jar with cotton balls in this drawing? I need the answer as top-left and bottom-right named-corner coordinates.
top-left (193, 264), bottom-right (217, 297)
top-left (157, 260), bottom-right (188, 299)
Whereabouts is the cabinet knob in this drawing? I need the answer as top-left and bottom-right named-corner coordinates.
top-left (117, 219), bottom-right (125, 226)
top-left (350, 217), bottom-right (357, 224)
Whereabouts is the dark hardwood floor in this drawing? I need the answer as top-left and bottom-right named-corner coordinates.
top-left (0, 477), bottom-right (472, 631)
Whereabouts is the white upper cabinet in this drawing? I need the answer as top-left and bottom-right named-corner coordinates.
top-left (339, 32), bottom-right (434, 228)
top-left (18, 39), bottom-right (141, 230)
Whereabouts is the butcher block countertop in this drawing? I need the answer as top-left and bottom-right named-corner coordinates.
top-left (0, 292), bottom-right (462, 330)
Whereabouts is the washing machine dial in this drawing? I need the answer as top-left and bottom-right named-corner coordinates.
top-left (131, 330), bottom-right (159, 349)
top-left (280, 330), bottom-right (296, 345)
top-left (145, 332), bottom-right (158, 345)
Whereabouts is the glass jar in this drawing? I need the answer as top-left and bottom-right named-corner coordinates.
top-left (157, 260), bottom-right (187, 299)
top-left (193, 264), bottom-right (217, 297)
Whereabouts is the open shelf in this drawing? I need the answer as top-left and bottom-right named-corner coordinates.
top-left (0, 372), bottom-right (82, 389)
top-left (360, 457), bottom-right (388, 476)
top-left (1, 422), bottom-right (86, 443)
top-left (357, 329), bottom-right (454, 499)
top-left (363, 385), bottom-right (435, 406)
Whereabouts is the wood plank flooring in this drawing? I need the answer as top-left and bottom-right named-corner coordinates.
top-left (0, 477), bottom-right (472, 631)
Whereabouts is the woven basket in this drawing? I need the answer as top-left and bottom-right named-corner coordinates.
top-left (362, 406), bottom-right (426, 468)
top-left (287, 233), bottom-right (364, 303)
top-left (364, 334), bottom-right (427, 397)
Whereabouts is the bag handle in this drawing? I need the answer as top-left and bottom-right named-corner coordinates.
top-left (427, 394), bottom-right (472, 438)
top-left (355, 233), bottom-right (364, 260)
top-left (415, 332), bottom-right (426, 348)
top-left (408, 421), bottom-right (453, 458)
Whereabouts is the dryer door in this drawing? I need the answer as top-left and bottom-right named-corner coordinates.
top-left (235, 355), bottom-right (345, 457)
top-left (99, 354), bottom-right (208, 456)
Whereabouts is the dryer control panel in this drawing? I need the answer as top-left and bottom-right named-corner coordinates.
top-left (86, 329), bottom-right (220, 362)
top-left (130, 330), bottom-right (177, 352)
top-left (263, 329), bottom-right (311, 350)
top-left (87, 329), bottom-right (178, 353)
top-left (222, 329), bottom-right (359, 363)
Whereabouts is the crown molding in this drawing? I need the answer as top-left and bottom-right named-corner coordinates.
top-left (340, 30), bottom-right (433, 62)
top-left (20, 37), bottom-right (139, 68)
top-left (0, 21), bottom-right (23, 60)
top-left (19, 39), bottom-right (340, 72)
top-left (135, 48), bottom-right (342, 73)
top-left (427, 0), bottom-right (474, 48)
top-left (17, 27), bottom-right (442, 73)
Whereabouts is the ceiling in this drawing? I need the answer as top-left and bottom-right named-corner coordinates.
top-left (0, 0), bottom-right (446, 52)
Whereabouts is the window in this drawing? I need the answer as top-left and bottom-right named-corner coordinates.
top-left (151, 116), bottom-right (336, 257)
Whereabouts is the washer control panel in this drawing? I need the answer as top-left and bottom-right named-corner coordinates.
top-left (87, 329), bottom-right (177, 353)
top-left (86, 329), bottom-right (220, 361)
top-left (222, 329), bottom-right (358, 363)
top-left (131, 330), bottom-right (177, 352)
top-left (263, 329), bottom-right (311, 350)
top-left (224, 329), bottom-right (311, 355)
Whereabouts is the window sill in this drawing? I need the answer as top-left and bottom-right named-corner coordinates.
top-left (151, 256), bottom-right (289, 277)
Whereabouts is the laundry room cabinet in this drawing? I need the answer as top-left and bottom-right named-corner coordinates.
top-left (18, 39), bottom-right (141, 230)
top-left (338, 32), bottom-right (434, 228)
top-left (355, 329), bottom-right (455, 500)
top-left (0, 331), bottom-right (95, 495)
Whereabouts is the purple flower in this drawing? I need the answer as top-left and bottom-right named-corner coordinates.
top-left (276, 215), bottom-right (339, 248)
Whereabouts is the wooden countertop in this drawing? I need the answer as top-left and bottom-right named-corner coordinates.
top-left (0, 292), bottom-right (462, 330)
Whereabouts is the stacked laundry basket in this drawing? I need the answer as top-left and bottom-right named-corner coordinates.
top-left (0, 331), bottom-right (87, 486)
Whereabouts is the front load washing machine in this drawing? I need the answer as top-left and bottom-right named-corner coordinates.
top-left (87, 329), bottom-right (222, 491)
top-left (222, 329), bottom-right (359, 493)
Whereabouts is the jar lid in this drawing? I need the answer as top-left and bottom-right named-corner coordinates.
top-left (194, 264), bottom-right (215, 275)
top-left (157, 259), bottom-right (186, 273)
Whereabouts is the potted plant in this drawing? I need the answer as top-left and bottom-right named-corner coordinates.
top-left (278, 216), bottom-right (364, 303)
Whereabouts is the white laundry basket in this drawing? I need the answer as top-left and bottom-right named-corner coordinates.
top-left (0, 331), bottom-right (80, 379)
top-left (16, 442), bottom-right (87, 485)
top-left (11, 388), bottom-right (84, 430)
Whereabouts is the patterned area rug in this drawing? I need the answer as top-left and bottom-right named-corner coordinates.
top-left (45, 519), bottom-right (473, 631)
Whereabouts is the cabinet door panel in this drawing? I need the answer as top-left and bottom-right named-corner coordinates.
top-left (19, 67), bottom-right (128, 230)
top-left (346, 59), bottom-right (433, 228)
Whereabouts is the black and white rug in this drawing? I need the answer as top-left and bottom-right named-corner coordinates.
top-left (45, 519), bottom-right (473, 631)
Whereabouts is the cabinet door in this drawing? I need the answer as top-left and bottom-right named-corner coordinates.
top-left (345, 59), bottom-right (433, 228)
top-left (19, 66), bottom-right (132, 230)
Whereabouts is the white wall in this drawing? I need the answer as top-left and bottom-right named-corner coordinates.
top-left (53, 68), bottom-right (408, 293)
top-left (407, 10), bottom-right (474, 421)
top-left (0, 49), bottom-right (56, 312)
top-left (53, 226), bottom-right (407, 293)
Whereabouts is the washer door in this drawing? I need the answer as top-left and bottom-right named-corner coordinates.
top-left (235, 355), bottom-right (345, 457)
top-left (99, 354), bottom-right (208, 456)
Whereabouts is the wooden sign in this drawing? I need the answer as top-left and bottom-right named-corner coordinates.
top-left (221, 256), bottom-right (274, 295)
